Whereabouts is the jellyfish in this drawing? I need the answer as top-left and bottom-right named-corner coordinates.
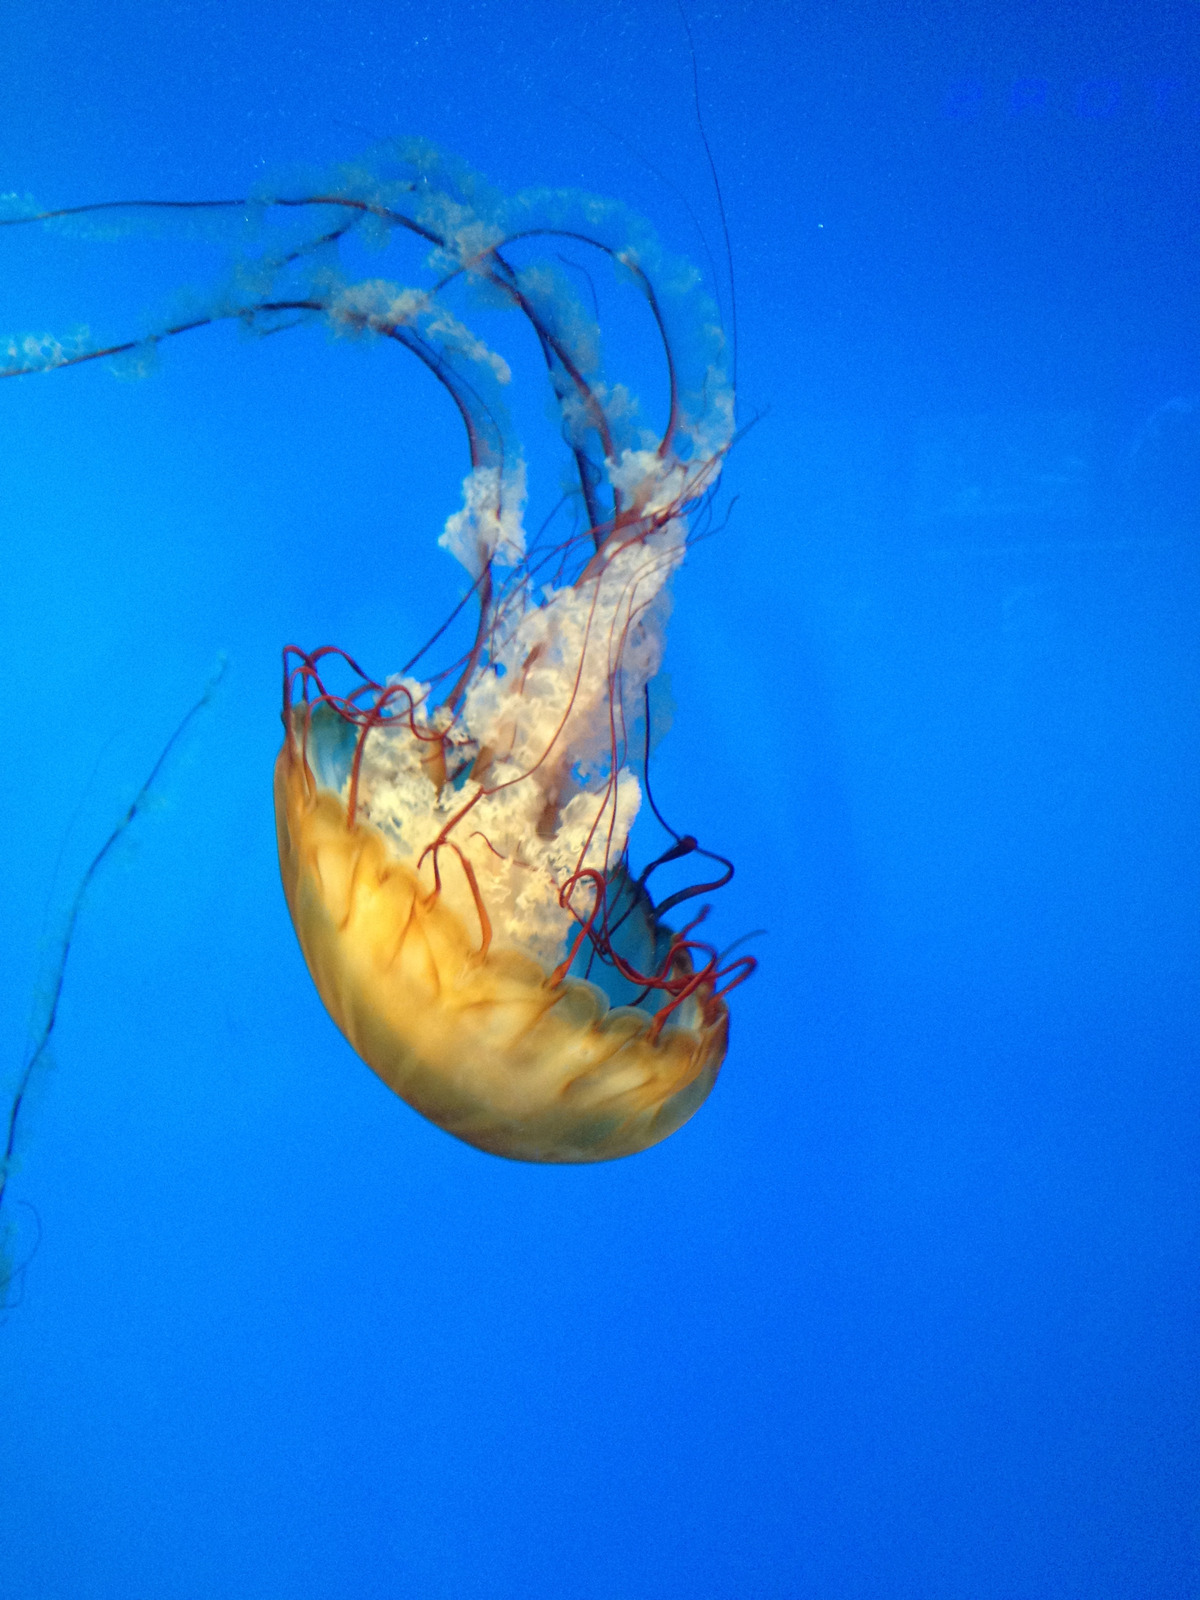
top-left (2, 143), bottom-right (755, 1165)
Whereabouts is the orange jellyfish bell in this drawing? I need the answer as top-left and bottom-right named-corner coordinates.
top-left (262, 149), bottom-right (754, 1161)
top-left (274, 681), bottom-right (730, 1164)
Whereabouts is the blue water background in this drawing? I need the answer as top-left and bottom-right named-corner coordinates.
top-left (1, 2), bottom-right (1198, 1595)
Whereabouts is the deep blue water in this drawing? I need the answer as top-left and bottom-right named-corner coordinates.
top-left (2, 2), bottom-right (1198, 1596)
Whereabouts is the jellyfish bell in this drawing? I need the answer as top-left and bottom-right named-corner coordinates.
top-left (2, 142), bottom-right (755, 1163)
top-left (274, 675), bottom-right (730, 1165)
